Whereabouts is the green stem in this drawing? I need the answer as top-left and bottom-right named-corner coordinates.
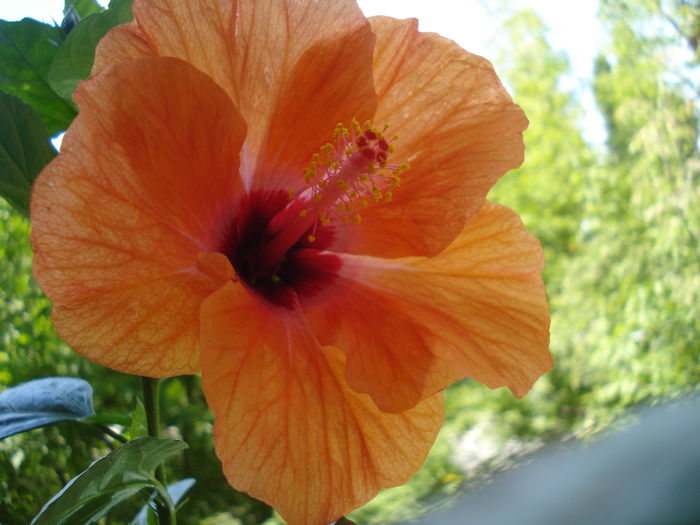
top-left (141, 377), bottom-right (176, 525)
top-left (94, 423), bottom-right (127, 444)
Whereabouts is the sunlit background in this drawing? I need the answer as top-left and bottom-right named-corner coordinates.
top-left (1, 1), bottom-right (699, 524)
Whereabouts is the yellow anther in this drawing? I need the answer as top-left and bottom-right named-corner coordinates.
top-left (298, 119), bottom-right (405, 230)
top-left (307, 234), bottom-right (316, 243)
top-left (288, 189), bottom-right (296, 199)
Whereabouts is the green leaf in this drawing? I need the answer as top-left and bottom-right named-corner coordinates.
top-left (0, 90), bottom-right (57, 216)
top-left (129, 398), bottom-right (148, 439)
top-left (0, 377), bottom-right (94, 439)
top-left (31, 437), bottom-right (188, 525)
top-left (48, 0), bottom-right (134, 103)
top-left (131, 478), bottom-right (196, 525)
top-left (64, 0), bottom-right (105, 19)
top-left (0, 19), bottom-right (77, 135)
top-left (85, 412), bottom-right (132, 427)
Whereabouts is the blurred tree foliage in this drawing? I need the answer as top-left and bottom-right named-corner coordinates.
top-left (1, 1), bottom-right (699, 524)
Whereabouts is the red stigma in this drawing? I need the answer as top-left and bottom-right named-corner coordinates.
top-left (361, 148), bottom-right (375, 159)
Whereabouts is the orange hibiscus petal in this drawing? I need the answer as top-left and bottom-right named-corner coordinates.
top-left (200, 282), bottom-right (443, 525)
top-left (250, 16), bottom-right (377, 190)
top-left (31, 57), bottom-right (246, 376)
top-left (50, 275), bottom-right (211, 376)
top-left (342, 17), bottom-right (528, 258)
top-left (97, 0), bottom-right (377, 189)
top-left (92, 23), bottom-right (151, 72)
top-left (310, 201), bottom-right (551, 413)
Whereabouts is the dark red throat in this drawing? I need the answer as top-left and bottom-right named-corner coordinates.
top-left (222, 190), bottom-right (342, 309)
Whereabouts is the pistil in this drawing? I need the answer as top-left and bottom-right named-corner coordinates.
top-left (255, 152), bottom-right (370, 272)
top-left (253, 121), bottom-right (407, 279)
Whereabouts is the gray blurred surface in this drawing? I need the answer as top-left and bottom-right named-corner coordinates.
top-left (422, 400), bottom-right (700, 525)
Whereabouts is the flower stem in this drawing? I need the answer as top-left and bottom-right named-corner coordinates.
top-left (141, 376), bottom-right (176, 525)
top-left (94, 423), bottom-right (128, 443)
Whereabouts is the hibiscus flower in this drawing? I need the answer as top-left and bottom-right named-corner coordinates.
top-left (30, 0), bottom-right (551, 523)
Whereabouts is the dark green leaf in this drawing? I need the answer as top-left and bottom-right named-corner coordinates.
top-left (131, 478), bottom-right (196, 525)
top-left (48, 0), bottom-right (134, 102)
top-left (0, 377), bottom-right (94, 440)
top-left (60, 6), bottom-right (81, 37)
top-left (64, 0), bottom-right (104, 19)
top-left (31, 437), bottom-right (188, 525)
top-left (0, 90), bottom-right (57, 216)
top-left (0, 19), bottom-right (77, 134)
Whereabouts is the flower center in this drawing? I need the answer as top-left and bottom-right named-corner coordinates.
top-left (222, 121), bottom-right (405, 309)
top-left (222, 189), bottom-right (341, 309)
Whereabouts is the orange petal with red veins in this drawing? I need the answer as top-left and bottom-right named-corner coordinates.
top-left (310, 202), bottom-right (551, 413)
top-left (200, 283), bottom-right (443, 525)
top-left (196, 252), bottom-right (236, 288)
top-left (31, 57), bottom-right (246, 376)
top-left (92, 23), bottom-right (151, 72)
top-left (97, 0), bottom-right (376, 189)
top-left (251, 19), bottom-right (377, 190)
top-left (342, 17), bottom-right (528, 258)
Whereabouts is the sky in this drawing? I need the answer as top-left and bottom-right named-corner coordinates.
top-left (0, 0), bottom-right (606, 143)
